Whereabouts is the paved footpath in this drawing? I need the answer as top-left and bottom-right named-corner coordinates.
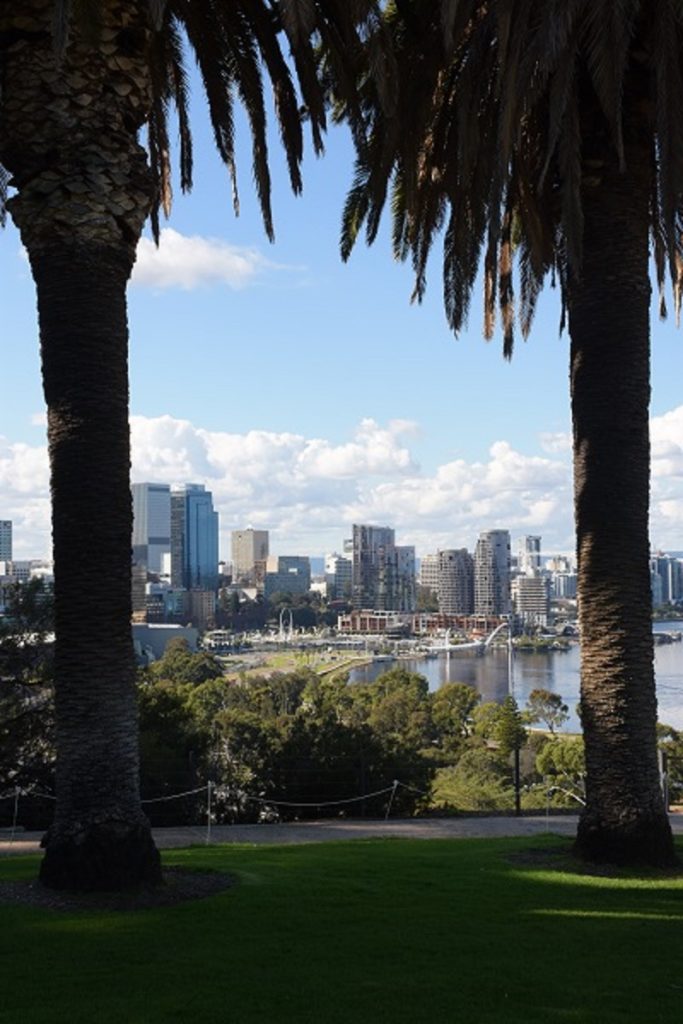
top-left (2, 813), bottom-right (683, 856)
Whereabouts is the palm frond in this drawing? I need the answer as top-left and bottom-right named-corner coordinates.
top-left (341, 155), bottom-right (372, 262)
top-left (0, 164), bottom-right (8, 228)
top-left (582, 0), bottom-right (639, 170)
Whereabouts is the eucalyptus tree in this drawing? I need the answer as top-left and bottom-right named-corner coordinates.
top-left (339, 1), bottom-right (680, 864)
top-left (0, 0), bottom-right (374, 890)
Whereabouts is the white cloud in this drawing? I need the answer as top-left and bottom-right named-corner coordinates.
top-left (539, 431), bottom-right (572, 454)
top-left (0, 435), bottom-right (51, 558)
top-left (131, 228), bottom-right (286, 291)
top-left (651, 406), bottom-right (683, 479)
top-left (3, 407), bottom-right (683, 559)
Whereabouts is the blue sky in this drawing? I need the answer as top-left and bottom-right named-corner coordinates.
top-left (2, 83), bottom-right (683, 563)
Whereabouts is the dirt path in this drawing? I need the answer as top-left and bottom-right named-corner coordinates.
top-left (4, 812), bottom-right (683, 857)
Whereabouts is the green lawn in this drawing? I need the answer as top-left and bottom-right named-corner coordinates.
top-left (2, 836), bottom-right (682, 1023)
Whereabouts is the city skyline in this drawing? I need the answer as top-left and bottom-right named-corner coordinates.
top-left (2, 77), bottom-right (682, 560)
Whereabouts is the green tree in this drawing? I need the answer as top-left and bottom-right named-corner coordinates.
top-left (366, 667), bottom-right (432, 751)
top-left (525, 689), bottom-right (570, 735)
top-left (149, 638), bottom-right (223, 686)
top-left (471, 700), bottom-right (504, 742)
top-left (0, 581), bottom-right (55, 810)
top-left (495, 696), bottom-right (527, 760)
top-left (137, 680), bottom-right (204, 824)
top-left (431, 749), bottom-right (513, 813)
top-left (536, 737), bottom-right (586, 807)
top-left (0, 1), bottom-right (373, 890)
top-left (338, 1), bottom-right (678, 865)
top-left (431, 682), bottom-right (480, 754)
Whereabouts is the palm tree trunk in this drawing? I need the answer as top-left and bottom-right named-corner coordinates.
top-left (568, 115), bottom-right (676, 866)
top-left (29, 244), bottom-right (161, 890)
top-left (1, 1), bottom-right (161, 888)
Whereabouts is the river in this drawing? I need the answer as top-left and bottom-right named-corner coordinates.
top-left (348, 621), bottom-right (683, 732)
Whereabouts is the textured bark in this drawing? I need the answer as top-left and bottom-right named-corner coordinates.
top-left (0, 0), bottom-right (153, 253)
top-left (1, 1), bottom-right (161, 889)
top-left (569, 97), bottom-right (676, 867)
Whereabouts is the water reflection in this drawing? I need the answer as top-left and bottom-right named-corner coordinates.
top-left (348, 621), bottom-right (683, 732)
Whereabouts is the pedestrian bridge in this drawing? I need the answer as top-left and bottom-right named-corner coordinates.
top-left (433, 620), bottom-right (511, 654)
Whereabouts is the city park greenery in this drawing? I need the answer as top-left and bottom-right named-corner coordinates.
top-left (3, 836), bottom-right (683, 1024)
top-left (4, 598), bottom-right (683, 829)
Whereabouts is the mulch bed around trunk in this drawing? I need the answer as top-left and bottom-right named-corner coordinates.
top-left (0, 868), bottom-right (235, 912)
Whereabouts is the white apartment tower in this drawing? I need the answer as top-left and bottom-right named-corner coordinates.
top-left (474, 530), bottom-right (511, 615)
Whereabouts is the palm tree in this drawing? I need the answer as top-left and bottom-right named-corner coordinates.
top-left (338, 0), bottom-right (680, 865)
top-left (0, 0), bottom-right (375, 891)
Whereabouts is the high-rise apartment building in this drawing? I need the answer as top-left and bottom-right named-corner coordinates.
top-left (512, 574), bottom-right (551, 628)
top-left (651, 553), bottom-right (683, 606)
top-left (325, 553), bottom-right (353, 601)
top-left (352, 524), bottom-right (395, 610)
top-left (551, 572), bottom-right (577, 600)
top-left (351, 525), bottom-right (416, 611)
top-left (0, 521), bottom-right (12, 561)
top-left (131, 484), bottom-right (171, 575)
top-left (171, 484), bottom-right (219, 591)
top-left (419, 554), bottom-right (439, 596)
top-left (231, 529), bottom-right (269, 585)
top-left (517, 535), bottom-right (542, 576)
top-left (474, 529), bottom-right (511, 615)
top-left (395, 545), bottom-right (417, 611)
top-left (438, 549), bottom-right (474, 614)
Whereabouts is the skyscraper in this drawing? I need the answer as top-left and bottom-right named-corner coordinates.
top-left (131, 484), bottom-right (171, 574)
top-left (351, 525), bottom-right (416, 611)
top-left (474, 530), bottom-right (511, 615)
top-left (438, 548), bottom-right (474, 614)
top-left (171, 484), bottom-right (219, 591)
top-left (0, 520), bottom-right (12, 561)
top-left (352, 524), bottom-right (396, 610)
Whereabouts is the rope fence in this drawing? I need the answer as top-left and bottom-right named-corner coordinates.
top-left (0, 777), bottom-right (429, 851)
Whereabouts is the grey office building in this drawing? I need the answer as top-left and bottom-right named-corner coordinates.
top-left (132, 484), bottom-right (171, 575)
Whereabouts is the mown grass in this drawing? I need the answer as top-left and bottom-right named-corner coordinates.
top-left (2, 836), bottom-right (683, 1023)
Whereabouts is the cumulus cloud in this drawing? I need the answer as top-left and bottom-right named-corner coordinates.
top-left (539, 431), bottom-right (572, 454)
top-left (131, 228), bottom-right (287, 291)
top-left (4, 407), bottom-right (683, 559)
top-left (132, 417), bottom-right (574, 555)
top-left (0, 435), bottom-right (51, 558)
top-left (651, 406), bottom-right (683, 479)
